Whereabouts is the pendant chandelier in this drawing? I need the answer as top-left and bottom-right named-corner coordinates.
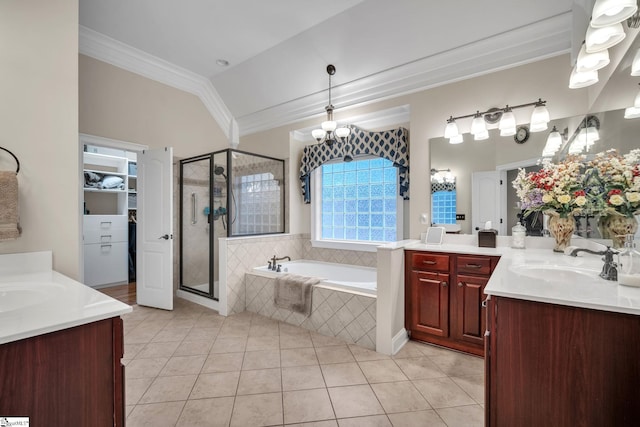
top-left (311, 64), bottom-right (351, 146)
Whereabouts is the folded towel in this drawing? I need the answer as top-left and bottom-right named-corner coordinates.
top-left (0, 171), bottom-right (19, 240)
top-left (274, 274), bottom-right (321, 316)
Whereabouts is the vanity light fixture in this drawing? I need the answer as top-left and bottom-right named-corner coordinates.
top-left (624, 84), bottom-right (640, 119)
top-left (311, 64), bottom-right (351, 147)
top-left (569, 66), bottom-right (599, 88)
top-left (567, 115), bottom-right (601, 154)
top-left (443, 99), bottom-right (549, 143)
top-left (542, 126), bottom-right (565, 157)
top-left (591, 0), bottom-right (638, 28)
top-left (585, 21), bottom-right (626, 52)
top-left (430, 168), bottom-right (455, 184)
top-left (576, 43), bottom-right (610, 72)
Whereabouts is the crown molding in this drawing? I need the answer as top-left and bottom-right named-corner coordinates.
top-left (238, 12), bottom-right (573, 136)
top-left (80, 12), bottom-right (572, 140)
top-left (79, 25), bottom-right (233, 140)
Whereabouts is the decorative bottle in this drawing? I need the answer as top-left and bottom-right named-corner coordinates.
top-left (511, 222), bottom-right (526, 249)
top-left (618, 234), bottom-right (640, 287)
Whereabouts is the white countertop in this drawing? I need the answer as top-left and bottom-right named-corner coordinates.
top-left (0, 251), bottom-right (132, 344)
top-left (403, 237), bottom-right (640, 316)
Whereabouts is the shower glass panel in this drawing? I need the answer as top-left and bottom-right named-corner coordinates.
top-left (228, 152), bottom-right (284, 237)
top-left (179, 155), bottom-right (214, 299)
top-left (179, 149), bottom-right (284, 301)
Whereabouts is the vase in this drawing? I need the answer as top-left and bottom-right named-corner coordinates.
top-left (547, 214), bottom-right (575, 252)
top-left (597, 215), bottom-right (639, 249)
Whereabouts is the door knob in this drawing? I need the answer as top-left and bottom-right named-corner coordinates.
top-left (159, 234), bottom-right (170, 240)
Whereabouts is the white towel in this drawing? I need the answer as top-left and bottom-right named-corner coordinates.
top-left (0, 171), bottom-right (19, 240)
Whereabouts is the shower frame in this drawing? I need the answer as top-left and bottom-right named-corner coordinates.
top-left (178, 148), bottom-right (285, 300)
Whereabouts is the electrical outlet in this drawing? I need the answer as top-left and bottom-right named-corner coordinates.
top-left (456, 214), bottom-right (465, 220)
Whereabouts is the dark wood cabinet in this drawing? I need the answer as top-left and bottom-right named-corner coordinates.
top-left (485, 296), bottom-right (640, 426)
top-left (0, 317), bottom-right (125, 427)
top-left (405, 250), bottom-right (499, 356)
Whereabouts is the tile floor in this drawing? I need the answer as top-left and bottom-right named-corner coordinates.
top-left (122, 298), bottom-right (485, 427)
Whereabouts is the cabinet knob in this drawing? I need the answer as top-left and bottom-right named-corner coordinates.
top-left (441, 281), bottom-right (448, 287)
top-left (458, 282), bottom-right (464, 287)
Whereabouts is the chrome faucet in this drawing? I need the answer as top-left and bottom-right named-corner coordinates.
top-left (569, 246), bottom-right (618, 281)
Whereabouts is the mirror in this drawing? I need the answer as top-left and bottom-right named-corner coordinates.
top-left (430, 31), bottom-right (640, 237)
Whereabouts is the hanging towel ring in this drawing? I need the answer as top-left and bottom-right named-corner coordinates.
top-left (0, 146), bottom-right (20, 173)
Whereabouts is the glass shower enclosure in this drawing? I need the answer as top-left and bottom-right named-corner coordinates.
top-left (179, 149), bottom-right (285, 300)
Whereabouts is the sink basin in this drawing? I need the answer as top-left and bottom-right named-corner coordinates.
top-left (508, 264), bottom-right (601, 282)
top-left (0, 282), bottom-right (65, 313)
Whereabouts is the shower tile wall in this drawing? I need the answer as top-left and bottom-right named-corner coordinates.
top-left (245, 273), bottom-right (377, 349)
top-left (182, 162), bottom-right (210, 287)
top-left (221, 234), bottom-right (378, 315)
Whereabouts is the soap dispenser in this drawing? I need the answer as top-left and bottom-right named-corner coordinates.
top-left (511, 222), bottom-right (526, 249)
top-left (618, 234), bottom-right (640, 287)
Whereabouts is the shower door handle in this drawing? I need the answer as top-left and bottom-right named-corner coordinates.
top-left (191, 193), bottom-right (197, 225)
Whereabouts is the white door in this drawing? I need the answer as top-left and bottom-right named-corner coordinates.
top-left (472, 171), bottom-right (506, 235)
top-left (137, 147), bottom-right (173, 310)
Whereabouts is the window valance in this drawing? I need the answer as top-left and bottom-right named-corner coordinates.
top-left (299, 126), bottom-right (409, 203)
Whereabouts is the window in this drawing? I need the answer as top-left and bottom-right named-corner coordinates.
top-left (234, 172), bottom-right (281, 235)
top-left (312, 157), bottom-right (401, 248)
top-left (431, 190), bottom-right (457, 224)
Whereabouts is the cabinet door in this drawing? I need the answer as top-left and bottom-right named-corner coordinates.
top-left (454, 273), bottom-right (488, 345)
top-left (411, 270), bottom-right (449, 337)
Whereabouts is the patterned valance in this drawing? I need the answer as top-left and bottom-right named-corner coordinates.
top-left (299, 126), bottom-right (409, 203)
top-left (431, 180), bottom-right (456, 193)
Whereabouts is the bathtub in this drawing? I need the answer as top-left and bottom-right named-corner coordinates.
top-left (252, 260), bottom-right (377, 296)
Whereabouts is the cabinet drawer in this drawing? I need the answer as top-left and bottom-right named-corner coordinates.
top-left (83, 215), bottom-right (127, 232)
top-left (410, 252), bottom-right (449, 272)
top-left (84, 242), bottom-right (128, 287)
top-left (457, 256), bottom-right (492, 276)
top-left (84, 227), bottom-right (128, 244)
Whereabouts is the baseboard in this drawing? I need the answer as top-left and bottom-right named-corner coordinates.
top-left (392, 328), bottom-right (409, 355)
top-left (176, 289), bottom-right (220, 313)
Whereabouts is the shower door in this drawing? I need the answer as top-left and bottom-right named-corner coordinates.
top-left (179, 154), bottom-right (215, 299)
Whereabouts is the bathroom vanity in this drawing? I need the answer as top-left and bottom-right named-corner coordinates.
top-left (403, 240), bottom-right (640, 425)
top-left (0, 251), bottom-right (131, 426)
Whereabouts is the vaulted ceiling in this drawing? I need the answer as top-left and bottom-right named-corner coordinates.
top-left (79, 0), bottom-right (577, 139)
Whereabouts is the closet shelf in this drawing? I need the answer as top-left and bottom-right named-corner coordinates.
top-left (84, 168), bottom-right (127, 177)
top-left (84, 188), bottom-right (127, 194)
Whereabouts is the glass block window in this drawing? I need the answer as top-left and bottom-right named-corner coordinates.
top-left (431, 190), bottom-right (457, 224)
top-left (233, 172), bottom-right (281, 235)
top-left (320, 157), bottom-right (398, 242)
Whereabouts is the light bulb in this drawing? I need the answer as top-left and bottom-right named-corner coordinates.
top-left (591, 0), bottom-right (638, 28)
top-left (444, 120), bottom-right (459, 138)
top-left (449, 134), bottom-right (464, 144)
top-left (530, 103), bottom-right (550, 125)
top-left (585, 22), bottom-right (625, 53)
top-left (500, 127), bottom-right (516, 137)
top-left (335, 127), bottom-right (351, 138)
top-left (474, 130), bottom-right (489, 141)
top-left (499, 109), bottom-right (516, 130)
top-left (311, 129), bottom-right (325, 141)
top-left (569, 66), bottom-right (598, 89)
top-left (321, 120), bottom-right (337, 132)
top-left (624, 106), bottom-right (640, 119)
top-left (471, 112), bottom-right (486, 135)
top-left (576, 44), bottom-right (610, 72)
top-left (530, 121), bottom-right (548, 133)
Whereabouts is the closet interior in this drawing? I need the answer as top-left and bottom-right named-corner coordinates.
top-left (82, 144), bottom-right (138, 288)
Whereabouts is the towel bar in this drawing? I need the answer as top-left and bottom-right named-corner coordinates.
top-left (0, 146), bottom-right (20, 173)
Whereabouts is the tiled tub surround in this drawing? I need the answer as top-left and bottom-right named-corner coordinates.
top-left (219, 233), bottom-right (377, 315)
top-left (245, 273), bottom-right (378, 349)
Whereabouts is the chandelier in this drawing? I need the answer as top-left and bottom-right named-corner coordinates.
top-left (312, 64), bottom-right (351, 146)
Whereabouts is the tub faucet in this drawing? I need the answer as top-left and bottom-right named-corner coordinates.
top-left (569, 246), bottom-right (618, 281)
top-left (270, 255), bottom-right (290, 271)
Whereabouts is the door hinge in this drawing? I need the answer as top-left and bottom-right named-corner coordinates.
top-left (500, 218), bottom-right (503, 224)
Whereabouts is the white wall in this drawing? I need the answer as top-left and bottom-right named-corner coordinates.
top-left (0, 0), bottom-right (80, 278)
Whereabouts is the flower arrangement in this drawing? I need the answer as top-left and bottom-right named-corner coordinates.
top-left (512, 156), bottom-right (587, 218)
top-left (584, 149), bottom-right (640, 218)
